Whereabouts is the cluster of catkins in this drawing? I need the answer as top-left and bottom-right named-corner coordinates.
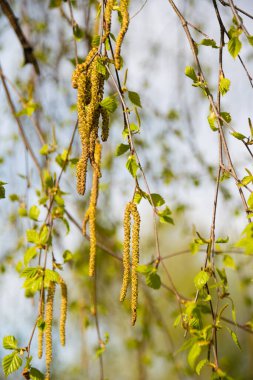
top-left (38, 278), bottom-right (67, 380)
top-left (72, 0), bottom-right (140, 325)
top-left (120, 202), bottom-right (140, 326)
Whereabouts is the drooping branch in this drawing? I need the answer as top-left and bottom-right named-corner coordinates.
top-left (0, 0), bottom-right (40, 74)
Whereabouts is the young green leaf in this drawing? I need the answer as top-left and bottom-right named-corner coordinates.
top-left (24, 247), bottom-right (38, 266)
top-left (29, 205), bottom-right (40, 221)
top-left (2, 352), bottom-right (22, 377)
top-left (228, 37), bottom-right (242, 59)
top-left (148, 193), bottom-right (165, 207)
top-left (219, 77), bottom-right (231, 96)
top-left (188, 343), bottom-right (201, 369)
top-left (194, 271), bottom-right (210, 290)
top-left (126, 155), bottom-right (139, 178)
top-left (196, 359), bottom-right (208, 375)
top-left (26, 229), bottom-right (40, 244)
top-left (30, 367), bottom-right (45, 380)
top-left (231, 131), bottom-right (246, 141)
top-left (128, 91), bottom-right (142, 108)
top-left (100, 97), bottom-right (118, 113)
top-left (115, 143), bottom-right (129, 156)
top-left (199, 38), bottom-right (218, 48)
top-left (3, 336), bottom-right (18, 350)
top-left (185, 66), bottom-right (197, 82)
top-left (158, 206), bottom-right (174, 224)
top-left (146, 272), bottom-right (161, 290)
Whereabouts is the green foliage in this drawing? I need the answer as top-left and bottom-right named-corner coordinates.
top-left (137, 265), bottom-right (161, 290)
top-left (194, 271), bottom-right (210, 290)
top-left (228, 37), bottom-right (242, 59)
top-left (126, 155), bottom-right (139, 177)
top-left (128, 91), bottom-right (142, 108)
top-left (100, 97), bottom-right (118, 113)
top-left (0, 181), bottom-right (7, 199)
top-left (2, 352), bottom-right (22, 377)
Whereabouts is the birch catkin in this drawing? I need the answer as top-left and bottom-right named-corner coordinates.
top-left (45, 281), bottom-right (56, 380)
top-left (130, 203), bottom-right (140, 326)
top-left (59, 278), bottom-right (68, 347)
top-left (87, 141), bottom-right (102, 277)
top-left (38, 290), bottom-right (45, 359)
top-left (104, 0), bottom-right (114, 41)
top-left (120, 202), bottom-right (132, 301)
top-left (120, 201), bottom-right (141, 325)
top-left (115, 0), bottom-right (129, 70)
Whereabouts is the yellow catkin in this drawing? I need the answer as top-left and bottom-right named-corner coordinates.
top-left (115, 0), bottom-right (129, 70)
top-left (59, 278), bottom-right (68, 347)
top-left (130, 202), bottom-right (140, 326)
top-left (120, 202), bottom-right (132, 302)
top-left (38, 290), bottom-right (45, 359)
top-left (72, 47), bottom-right (97, 89)
top-left (76, 146), bottom-right (89, 195)
top-left (45, 281), bottom-right (56, 380)
top-left (100, 107), bottom-right (110, 142)
top-left (103, 0), bottom-right (114, 41)
top-left (88, 141), bottom-right (102, 277)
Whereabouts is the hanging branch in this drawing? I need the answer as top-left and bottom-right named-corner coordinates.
top-left (0, 0), bottom-right (40, 74)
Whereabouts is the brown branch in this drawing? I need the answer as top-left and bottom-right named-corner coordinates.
top-left (218, 0), bottom-right (253, 21)
top-left (0, 0), bottom-right (40, 75)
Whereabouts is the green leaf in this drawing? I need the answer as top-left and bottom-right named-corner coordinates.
top-left (248, 192), bottom-right (253, 209)
top-left (158, 206), bottom-right (174, 224)
top-left (215, 236), bottom-right (229, 243)
top-left (185, 66), bottom-right (197, 82)
top-left (226, 327), bottom-right (241, 350)
top-left (73, 24), bottom-right (84, 40)
top-left (0, 184), bottom-right (5, 199)
top-left (148, 193), bottom-right (165, 207)
top-left (3, 336), bottom-right (18, 350)
top-left (29, 205), bottom-right (40, 221)
top-left (2, 352), bottom-right (22, 377)
top-left (247, 36), bottom-right (253, 46)
top-left (208, 112), bottom-right (218, 132)
top-left (39, 225), bottom-right (50, 245)
top-left (49, 0), bottom-right (62, 8)
top-left (223, 255), bottom-right (236, 269)
top-left (26, 229), bottom-right (40, 244)
top-left (122, 123), bottom-right (140, 138)
top-left (97, 59), bottom-right (107, 76)
top-left (146, 272), bottom-right (161, 289)
top-left (63, 250), bottom-right (73, 263)
top-left (194, 271), bottom-right (210, 290)
top-left (219, 77), bottom-right (231, 96)
top-left (9, 194), bottom-right (19, 202)
top-left (199, 38), bottom-right (218, 48)
top-left (137, 265), bottom-right (154, 275)
top-left (91, 35), bottom-right (100, 47)
top-left (188, 343), bottom-right (201, 369)
top-left (20, 267), bottom-right (41, 279)
top-left (17, 100), bottom-right (39, 117)
top-left (228, 37), bottom-right (242, 59)
top-left (220, 112), bottom-right (231, 124)
top-left (115, 143), bottom-right (129, 156)
top-left (100, 97), bottom-right (117, 113)
top-left (231, 131), bottom-right (246, 140)
top-left (196, 359), bottom-right (208, 375)
top-left (134, 190), bottom-right (143, 204)
top-left (128, 91), bottom-right (142, 108)
top-left (40, 144), bottom-right (49, 155)
top-left (44, 269), bottom-right (60, 284)
top-left (126, 155), bottom-right (139, 178)
top-left (30, 367), bottom-right (45, 380)
top-left (24, 247), bottom-right (38, 266)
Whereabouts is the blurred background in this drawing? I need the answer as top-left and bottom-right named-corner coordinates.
top-left (0, 0), bottom-right (253, 379)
